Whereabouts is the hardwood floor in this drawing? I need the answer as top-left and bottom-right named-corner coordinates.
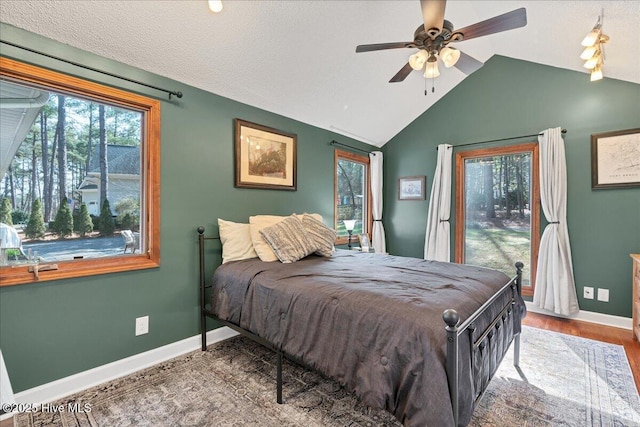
top-left (523, 311), bottom-right (640, 393)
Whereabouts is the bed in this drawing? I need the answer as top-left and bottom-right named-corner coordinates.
top-left (197, 226), bottom-right (525, 427)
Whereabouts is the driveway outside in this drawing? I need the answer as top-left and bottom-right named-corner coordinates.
top-left (23, 235), bottom-right (126, 262)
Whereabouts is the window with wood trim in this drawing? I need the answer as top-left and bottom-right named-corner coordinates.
top-left (455, 143), bottom-right (539, 296)
top-left (0, 57), bottom-right (160, 286)
top-left (334, 149), bottom-right (371, 245)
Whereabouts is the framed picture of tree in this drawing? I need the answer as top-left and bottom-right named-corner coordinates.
top-left (234, 119), bottom-right (297, 190)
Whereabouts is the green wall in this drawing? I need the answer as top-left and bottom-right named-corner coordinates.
top-left (382, 55), bottom-right (640, 318)
top-left (1, 24), bottom-right (638, 394)
top-left (0, 24), bottom-right (373, 392)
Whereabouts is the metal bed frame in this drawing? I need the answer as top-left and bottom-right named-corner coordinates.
top-left (197, 226), bottom-right (523, 426)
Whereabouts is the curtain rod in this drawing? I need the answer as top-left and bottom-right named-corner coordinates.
top-left (1, 40), bottom-right (183, 100)
top-left (330, 140), bottom-right (376, 155)
top-left (441, 128), bottom-right (567, 150)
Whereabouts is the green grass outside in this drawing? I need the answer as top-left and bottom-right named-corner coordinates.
top-left (465, 226), bottom-right (531, 285)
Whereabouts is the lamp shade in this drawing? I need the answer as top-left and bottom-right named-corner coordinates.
top-left (580, 46), bottom-right (598, 60)
top-left (440, 46), bottom-right (461, 68)
top-left (409, 50), bottom-right (428, 71)
top-left (343, 220), bottom-right (356, 232)
top-left (424, 60), bottom-right (440, 78)
top-left (581, 29), bottom-right (600, 47)
top-left (583, 52), bottom-right (601, 70)
top-left (590, 66), bottom-right (603, 81)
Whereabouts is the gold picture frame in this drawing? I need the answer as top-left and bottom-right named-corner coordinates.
top-left (234, 119), bottom-right (297, 190)
top-left (591, 128), bottom-right (640, 189)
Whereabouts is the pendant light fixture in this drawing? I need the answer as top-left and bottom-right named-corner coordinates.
top-left (580, 12), bottom-right (609, 82)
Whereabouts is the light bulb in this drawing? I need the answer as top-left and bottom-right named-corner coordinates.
top-left (409, 50), bottom-right (428, 71)
top-left (440, 46), bottom-right (461, 68)
top-left (424, 60), bottom-right (440, 78)
top-left (590, 66), bottom-right (603, 81)
top-left (580, 46), bottom-right (597, 60)
top-left (581, 29), bottom-right (600, 47)
top-left (208, 0), bottom-right (223, 13)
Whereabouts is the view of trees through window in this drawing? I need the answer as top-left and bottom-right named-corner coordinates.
top-left (0, 79), bottom-right (142, 265)
top-left (457, 145), bottom-right (539, 290)
top-left (335, 150), bottom-right (368, 238)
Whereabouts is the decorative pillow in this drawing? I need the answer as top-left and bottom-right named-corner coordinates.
top-left (259, 215), bottom-right (317, 263)
top-left (218, 219), bottom-right (258, 264)
top-left (249, 215), bottom-right (288, 262)
top-left (294, 212), bottom-right (323, 223)
top-left (302, 214), bottom-right (336, 257)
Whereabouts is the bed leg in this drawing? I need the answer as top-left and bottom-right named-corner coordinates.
top-left (513, 333), bottom-right (520, 368)
top-left (276, 349), bottom-right (283, 404)
top-left (443, 309), bottom-right (460, 427)
top-left (198, 226), bottom-right (207, 352)
top-left (201, 314), bottom-right (207, 351)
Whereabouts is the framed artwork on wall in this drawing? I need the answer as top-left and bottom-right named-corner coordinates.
top-left (234, 119), bottom-right (297, 190)
top-left (591, 128), bottom-right (640, 189)
top-left (398, 175), bottom-right (426, 200)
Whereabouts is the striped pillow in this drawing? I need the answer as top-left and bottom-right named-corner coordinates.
top-left (259, 215), bottom-right (317, 263)
top-left (302, 214), bottom-right (336, 257)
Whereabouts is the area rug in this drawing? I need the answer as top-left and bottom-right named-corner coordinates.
top-left (14, 326), bottom-right (640, 427)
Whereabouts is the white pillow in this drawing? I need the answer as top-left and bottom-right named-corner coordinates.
top-left (249, 215), bottom-right (288, 262)
top-left (218, 219), bottom-right (258, 264)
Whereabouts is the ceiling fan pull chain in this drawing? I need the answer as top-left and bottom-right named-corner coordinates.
top-left (424, 78), bottom-right (427, 96)
top-left (432, 78), bottom-right (435, 93)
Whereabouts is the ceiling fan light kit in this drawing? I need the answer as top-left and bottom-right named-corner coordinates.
top-left (355, 0), bottom-right (527, 89)
top-left (580, 13), bottom-right (609, 82)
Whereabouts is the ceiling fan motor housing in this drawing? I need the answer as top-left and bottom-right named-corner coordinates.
top-left (413, 20), bottom-right (463, 55)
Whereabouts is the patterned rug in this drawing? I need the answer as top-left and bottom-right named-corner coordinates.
top-left (14, 326), bottom-right (640, 427)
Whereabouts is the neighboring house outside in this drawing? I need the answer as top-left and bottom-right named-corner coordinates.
top-left (77, 144), bottom-right (140, 216)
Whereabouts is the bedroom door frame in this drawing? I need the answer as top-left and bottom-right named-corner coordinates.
top-left (455, 142), bottom-right (540, 296)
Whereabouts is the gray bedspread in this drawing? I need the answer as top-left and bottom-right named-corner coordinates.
top-left (210, 250), bottom-right (524, 426)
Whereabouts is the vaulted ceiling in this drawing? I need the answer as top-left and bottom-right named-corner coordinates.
top-left (1, 1), bottom-right (638, 147)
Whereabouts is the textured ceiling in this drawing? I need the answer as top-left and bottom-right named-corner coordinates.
top-left (1, 0), bottom-right (638, 147)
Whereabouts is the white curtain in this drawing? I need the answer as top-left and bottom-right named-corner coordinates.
top-left (369, 151), bottom-right (386, 253)
top-left (533, 127), bottom-right (579, 315)
top-left (424, 144), bottom-right (452, 261)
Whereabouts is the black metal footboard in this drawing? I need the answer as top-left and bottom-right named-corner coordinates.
top-left (443, 262), bottom-right (524, 426)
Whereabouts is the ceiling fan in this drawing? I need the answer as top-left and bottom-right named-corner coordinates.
top-left (356, 0), bottom-right (527, 83)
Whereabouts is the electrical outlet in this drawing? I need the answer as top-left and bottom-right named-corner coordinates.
top-left (135, 316), bottom-right (149, 336)
top-left (597, 288), bottom-right (609, 302)
top-left (583, 286), bottom-right (594, 300)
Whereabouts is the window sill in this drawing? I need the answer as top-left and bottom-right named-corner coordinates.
top-left (0, 254), bottom-right (159, 287)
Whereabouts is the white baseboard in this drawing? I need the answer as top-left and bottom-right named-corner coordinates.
top-left (8, 327), bottom-right (238, 412)
top-left (525, 301), bottom-right (633, 330)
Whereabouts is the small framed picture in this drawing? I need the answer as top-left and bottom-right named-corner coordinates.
top-left (398, 176), bottom-right (426, 200)
top-left (591, 128), bottom-right (640, 189)
top-left (358, 234), bottom-right (370, 252)
top-left (234, 119), bottom-right (297, 191)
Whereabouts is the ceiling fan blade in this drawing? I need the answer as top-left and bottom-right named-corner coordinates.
top-left (389, 63), bottom-right (414, 83)
top-left (454, 51), bottom-right (484, 75)
top-left (420, 0), bottom-right (446, 33)
top-left (455, 8), bottom-right (527, 41)
top-left (356, 42), bottom-right (414, 53)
